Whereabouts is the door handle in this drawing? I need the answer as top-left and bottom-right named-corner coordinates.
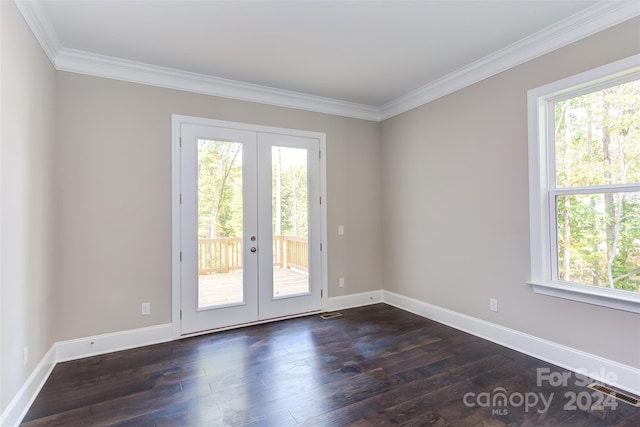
top-left (250, 247), bottom-right (257, 253)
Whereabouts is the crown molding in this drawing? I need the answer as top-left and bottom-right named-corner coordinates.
top-left (379, 0), bottom-right (640, 120)
top-left (54, 48), bottom-right (381, 121)
top-left (15, 0), bottom-right (640, 122)
top-left (13, 0), bottom-right (61, 64)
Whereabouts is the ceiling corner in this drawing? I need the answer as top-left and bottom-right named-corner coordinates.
top-left (378, 0), bottom-right (640, 121)
top-left (14, 0), bottom-right (61, 65)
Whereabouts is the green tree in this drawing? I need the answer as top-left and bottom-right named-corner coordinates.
top-left (272, 147), bottom-right (308, 237)
top-left (555, 79), bottom-right (640, 292)
top-left (197, 140), bottom-right (242, 239)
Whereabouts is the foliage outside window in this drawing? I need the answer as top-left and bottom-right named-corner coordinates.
top-left (528, 55), bottom-right (640, 312)
top-left (198, 140), bottom-right (243, 240)
top-left (197, 141), bottom-right (309, 240)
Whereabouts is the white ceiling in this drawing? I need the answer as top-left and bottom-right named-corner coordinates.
top-left (19, 1), bottom-right (640, 120)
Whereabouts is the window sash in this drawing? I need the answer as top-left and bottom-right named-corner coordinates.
top-left (547, 187), bottom-right (640, 284)
top-left (550, 184), bottom-right (640, 196)
top-left (545, 75), bottom-right (640, 289)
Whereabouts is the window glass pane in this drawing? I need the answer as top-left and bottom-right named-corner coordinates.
top-left (272, 146), bottom-right (310, 298)
top-left (554, 79), bottom-right (640, 188)
top-left (556, 191), bottom-right (640, 293)
top-left (197, 140), bottom-right (244, 308)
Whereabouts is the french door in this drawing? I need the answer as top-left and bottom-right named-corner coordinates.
top-left (179, 121), bottom-right (323, 334)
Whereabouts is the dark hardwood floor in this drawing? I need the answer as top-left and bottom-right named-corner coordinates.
top-left (22, 304), bottom-right (639, 426)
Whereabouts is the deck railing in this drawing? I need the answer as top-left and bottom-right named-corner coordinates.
top-left (198, 235), bottom-right (308, 274)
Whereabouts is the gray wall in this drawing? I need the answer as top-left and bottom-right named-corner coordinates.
top-left (54, 72), bottom-right (383, 340)
top-left (380, 17), bottom-right (640, 368)
top-left (1, 1), bottom-right (57, 412)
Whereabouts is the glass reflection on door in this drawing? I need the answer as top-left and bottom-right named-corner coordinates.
top-left (197, 139), bottom-right (244, 308)
top-left (272, 146), bottom-right (310, 298)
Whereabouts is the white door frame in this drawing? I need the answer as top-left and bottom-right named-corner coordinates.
top-left (171, 114), bottom-right (328, 338)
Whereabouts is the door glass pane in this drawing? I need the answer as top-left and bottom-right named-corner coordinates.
top-left (197, 140), bottom-right (244, 308)
top-left (272, 146), bottom-right (310, 298)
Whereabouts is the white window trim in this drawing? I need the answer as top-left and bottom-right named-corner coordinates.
top-left (527, 54), bottom-right (640, 314)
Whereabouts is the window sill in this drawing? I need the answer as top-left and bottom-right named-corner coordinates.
top-left (528, 281), bottom-right (640, 314)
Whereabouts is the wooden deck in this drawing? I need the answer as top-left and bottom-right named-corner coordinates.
top-left (198, 267), bottom-right (309, 308)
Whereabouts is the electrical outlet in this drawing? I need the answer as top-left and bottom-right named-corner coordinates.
top-left (338, 225), bottom-right (344, 235)
top-left (339, 277), bottom-right (345, 287)
top-left (23, 346), bottom-right (28, 367)
top-left (490, 298), bottom-right (498, 312)
top-left (141, 302), bottom-right (151, 315)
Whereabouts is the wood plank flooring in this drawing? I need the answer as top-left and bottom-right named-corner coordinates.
top-left (22, 304), bottom-right (639, 426)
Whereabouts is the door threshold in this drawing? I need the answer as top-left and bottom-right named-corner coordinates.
top-left (180, 310), bottom-right (323, 338)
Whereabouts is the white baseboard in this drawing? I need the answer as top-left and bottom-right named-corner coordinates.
top-left (327, 290), bottom-right (383, 311)
top-left (55, 323), bottom-right (174, 362)
top-left (0, 345), bottom-right (56, 427)
top-left (1, 323), bottom-right (174, 426)
top-left (382, 290), bottom-right (640, 396)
